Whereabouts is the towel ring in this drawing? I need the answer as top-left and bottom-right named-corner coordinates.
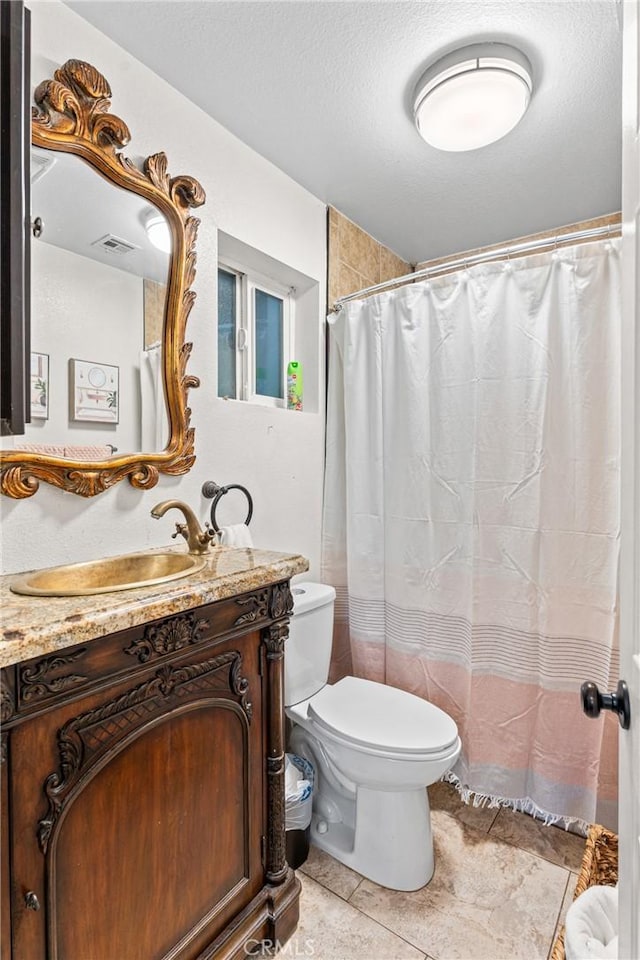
top-left (202, 480), bottom-right (254, 534)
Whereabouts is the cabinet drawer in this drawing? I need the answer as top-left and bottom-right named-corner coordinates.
top-left (7, 583), bottom-right (284, 721)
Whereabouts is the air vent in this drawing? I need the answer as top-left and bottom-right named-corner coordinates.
top-left (91, 234), bottom-right (138, 256)
top-left (31, 152), bottom-right (55, 183)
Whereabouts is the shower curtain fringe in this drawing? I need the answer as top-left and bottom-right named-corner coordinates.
top-left (442, 772), bottom-right (590, 837)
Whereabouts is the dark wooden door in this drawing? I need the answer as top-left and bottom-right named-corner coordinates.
top-left (9, 631), bottom-right (263, 960)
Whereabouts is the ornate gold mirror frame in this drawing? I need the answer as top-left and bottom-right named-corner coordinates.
top-left (0, 59), bottom-right (205, 498)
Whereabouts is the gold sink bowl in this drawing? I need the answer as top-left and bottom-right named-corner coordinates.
top-left (10, 552), bottom-right (207, 597)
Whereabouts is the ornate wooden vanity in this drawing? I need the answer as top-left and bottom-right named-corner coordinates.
top-left (0, 548), bottom-right (306, 959)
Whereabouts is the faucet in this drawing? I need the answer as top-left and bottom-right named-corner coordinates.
top-left (150, 500), bottom-right (215, 555)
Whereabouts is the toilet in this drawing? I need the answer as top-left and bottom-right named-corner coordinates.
top-left (284, 582), bottom-right (461, 892)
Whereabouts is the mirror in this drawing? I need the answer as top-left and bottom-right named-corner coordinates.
top-left (0, 59), bottom-right (205, 498)
top-left (31, 147), bottom-right (171, 452)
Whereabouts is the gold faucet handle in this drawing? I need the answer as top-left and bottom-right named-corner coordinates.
top-left (204, 521), bottom-right (217, 542)
top-left (171, 522), bottom-right (189, 543)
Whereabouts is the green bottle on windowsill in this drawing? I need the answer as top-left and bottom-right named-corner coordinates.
top-left (287, 361), bottom-right (303, 411)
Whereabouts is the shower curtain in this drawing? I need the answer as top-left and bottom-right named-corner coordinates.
top-left (140, 343), bottom-right (167, 451)
top-left (322, 240), bottom-right (621, 830)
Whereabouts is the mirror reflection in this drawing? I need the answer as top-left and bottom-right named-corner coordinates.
top-left (22, 147), bottom-right (171, 458)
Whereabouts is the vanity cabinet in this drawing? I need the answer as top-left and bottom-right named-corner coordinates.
top-left (0, 580), bottom-right (300, 960)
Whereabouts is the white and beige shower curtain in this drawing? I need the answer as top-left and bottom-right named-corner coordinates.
top-left (322, 240), bottom-right (621, 830)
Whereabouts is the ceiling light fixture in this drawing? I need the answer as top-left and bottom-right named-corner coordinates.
top-left (413, 43), bottom-right (533, 152)
top-left (145, 212), bottom-right (172, 253)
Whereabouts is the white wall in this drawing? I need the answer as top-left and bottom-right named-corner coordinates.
top-left (0, 0), bottom-right (327, 577)
top-left (24, 242), bottom-right (142, 451)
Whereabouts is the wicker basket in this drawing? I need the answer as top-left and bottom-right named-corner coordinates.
top-left (550, 824), bottom-right (618, 960)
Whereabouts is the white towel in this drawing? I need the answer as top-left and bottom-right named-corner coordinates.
top-left (565, 885), bottom-right (618, 960)
top-left (63, 445), bottom-right (114, 460)
top-left (16, 443), bottom-right (67, 457)
top-left (219, 524), bottom-right (253, 547)
top-left (16, 444), bottom-right (113, 460)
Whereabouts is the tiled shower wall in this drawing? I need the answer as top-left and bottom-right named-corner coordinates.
top-left (327, 206), bottom-right (411, 309)
top-left (329, 210), bottom-right (621, 304)
top-left (413, 212), bottom-right (621, 272)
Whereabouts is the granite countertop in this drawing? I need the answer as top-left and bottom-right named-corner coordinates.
top-left (0, 546), bottom-right (308, 668)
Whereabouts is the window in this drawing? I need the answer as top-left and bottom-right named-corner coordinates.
top-left (217, 264), bottom-right (293, 406)
top-left (216, 231), bottom-right (320, 415)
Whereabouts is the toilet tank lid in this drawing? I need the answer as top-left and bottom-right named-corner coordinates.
top-left (308, 677), bottom-right (459, 754)
top-left (291, 582), bottom-right (336, 615)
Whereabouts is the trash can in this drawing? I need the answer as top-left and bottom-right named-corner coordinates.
top-left (285, 753), bottom-right (314, 869)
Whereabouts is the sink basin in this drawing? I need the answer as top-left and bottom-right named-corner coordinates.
top-left (10, 552), bottom-right (207, 597)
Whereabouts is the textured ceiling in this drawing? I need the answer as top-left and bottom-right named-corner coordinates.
top-left (67, 0), bottom-right (622, 263)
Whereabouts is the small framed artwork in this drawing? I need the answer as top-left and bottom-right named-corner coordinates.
top-left (30, 352), bottom-right (49, 419)
top-left (69, 359), bottom-right (119, 424)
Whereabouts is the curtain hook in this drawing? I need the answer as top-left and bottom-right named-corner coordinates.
top-left (605, 222), bottom-right (614, 250)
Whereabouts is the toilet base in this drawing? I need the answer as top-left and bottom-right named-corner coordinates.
top-left (311, 785), bottom-right (434, 891)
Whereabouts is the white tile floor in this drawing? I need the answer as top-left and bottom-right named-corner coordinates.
top-left (286, 782), bottom-right (586, 960)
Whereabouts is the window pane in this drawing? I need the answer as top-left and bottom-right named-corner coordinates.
top-left (255, 289), bottom-right (283, 399)
top-left (218, 269), bottom-right (236, 398)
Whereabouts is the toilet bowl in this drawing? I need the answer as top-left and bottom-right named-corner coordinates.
top-left (285, 583), bottom-right (461, 891)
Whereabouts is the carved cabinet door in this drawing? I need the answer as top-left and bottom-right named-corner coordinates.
top-left (1, 731), bottom-right (10, 960)
top-left (8, 630), bottom-right (264, 960)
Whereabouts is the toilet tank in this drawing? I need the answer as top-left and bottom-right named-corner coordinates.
top-left (284, 582), bottom-right (336, 706)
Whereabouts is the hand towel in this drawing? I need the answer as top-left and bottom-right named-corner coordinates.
top-left (565, 884), bottom-right (618, 960)
top-left (63, 445), bottom-right (114, 460)
top-left (219, 524), bottom-right (253, 547)
top-left (16, 443), bottom-right (67, 457)
top-left (15, 444), bottom-right (114, 460)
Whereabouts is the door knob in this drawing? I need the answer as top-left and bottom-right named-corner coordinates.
top-left (581, 679), bottom-right (631, 730)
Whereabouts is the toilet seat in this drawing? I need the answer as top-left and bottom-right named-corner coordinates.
top-left (307, 676), bottom-right (459, 757)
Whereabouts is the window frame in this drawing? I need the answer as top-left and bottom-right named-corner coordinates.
top-left (217, 265), bottom-right (242, 401)
top-left (218, 258), bottom-right (294, 407)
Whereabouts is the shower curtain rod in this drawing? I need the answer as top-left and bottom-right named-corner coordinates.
top-left (333, 220), bottom-right (622, 309)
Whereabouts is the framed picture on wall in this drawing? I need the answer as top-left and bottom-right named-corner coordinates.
top-left (30, 352), bottom-right (49, 419)
top-left (69, 358), bottom-right (119, 424)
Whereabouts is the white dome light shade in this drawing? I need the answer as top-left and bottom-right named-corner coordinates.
top-left (145, 213), bottom-right (172, 253)
top-left (414, 44), bottom-right (532, 152)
